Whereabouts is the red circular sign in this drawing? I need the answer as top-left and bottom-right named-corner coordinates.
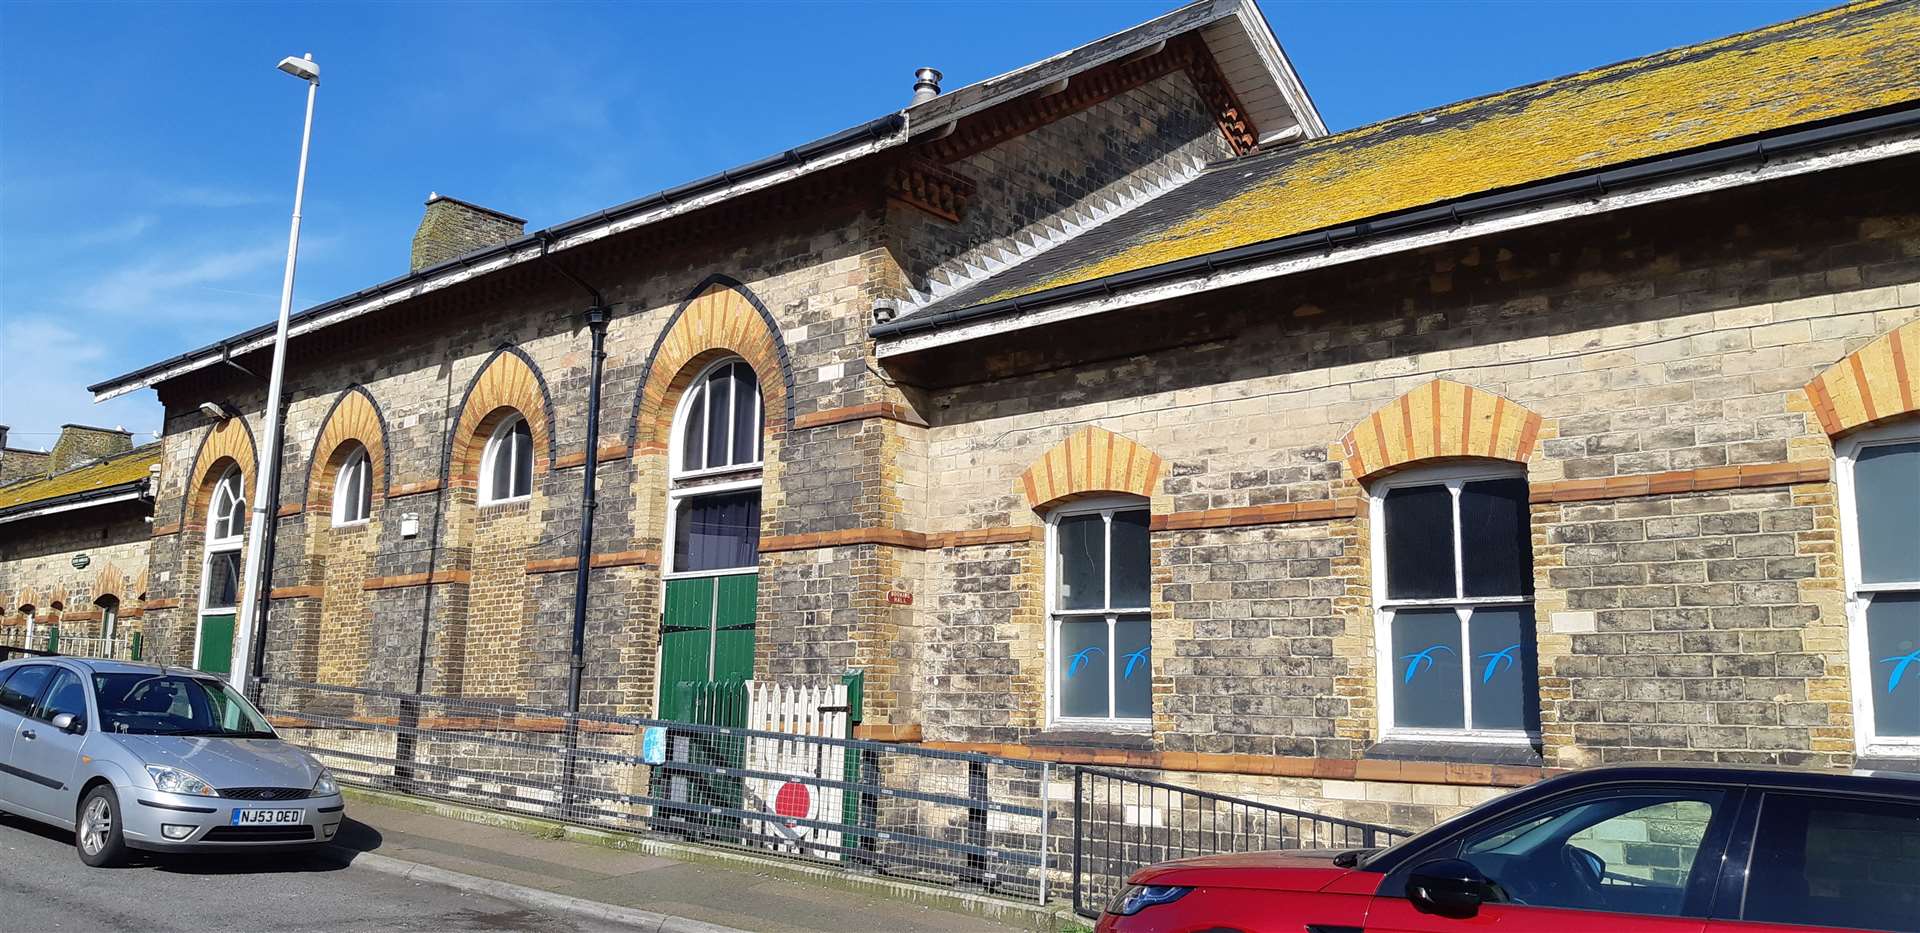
top-left (774, 781), bottom-right (811, 819)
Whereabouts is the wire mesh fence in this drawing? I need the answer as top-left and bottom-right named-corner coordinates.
top-left (1070, 767), bottom-right (1412, 917)
top-left (255, 678), bottom-right (1056, 902)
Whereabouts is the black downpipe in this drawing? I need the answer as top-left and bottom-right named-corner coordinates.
top-left (244, 395), bottom-right (292, 693)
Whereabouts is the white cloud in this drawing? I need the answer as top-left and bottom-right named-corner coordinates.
top-left (63, 214), bottom-right (157, 248)
top-left (156, 185), bottom-right (274, 209)
top-left (79, 243), bottom-right (285, 314)
top-left (0, 315), bottom-right (162, 443)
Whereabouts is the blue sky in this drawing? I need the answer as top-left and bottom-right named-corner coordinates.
top-left (0, 0), bottom-right (1833, 450)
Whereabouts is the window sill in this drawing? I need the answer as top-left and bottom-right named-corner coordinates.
top-left (1033, 727), bottom-right (1153, 750)
top-left (330, 518), bottom-right (371, 530)
top-left (478, 496), bottom-right (531, 511)
top-left (1856, 755), bottom-right (1920, 774)
top-left (1364, 738), bottom-right (1543, 767)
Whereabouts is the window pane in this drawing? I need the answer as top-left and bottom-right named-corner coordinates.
top-left (1461, 477), bottom-right (1532, 597)
top-left (1056, 513), bottom-right (1106, 610)
top-left (705, 365), bottom-right (731, 469)
top-left (1464, 794), bottom-right (1721, 915)
top-left (510, 420), bottom-right (533, 498)
top-left (730, 364), bottom-right (759, 466)
top-left (1469, 605), bottom-right (1534, 731)
top-left (1857, 441), bottom-right (1920, 585)
top-left (1113, 614), bottom-right (1151, 720)
top-left (1109, 509), bottom-right (1150, 609)
top-left (204, 551), bottom-right (241, 609)
top-left (0, 665), bottom-right (52, 714)
top-left (1057, 618), bottom-right (1108, 719)
top-left (488, 427), bottom-right (514, 500)
top-left (355, 456), bottom-right (373, 519)
top-left (1867, 591), bottom-right (1920, 738)
top-left (1747, 793), bottom-right (1920, 931)
top-left (681, 382), bottom-right (707, 472)
top-left (1384, 484), bottom-right (1455, 599)
top-left (1391, 608), bottom-right (1463, 729)
top-left (35, 669), bottom-right (88, 721)
top-left (673, 491), bottom-right (762, 573)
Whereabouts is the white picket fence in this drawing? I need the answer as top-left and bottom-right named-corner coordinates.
top-left (0, 627), bottom-right (139, 659)
top-left (743, 680), bottom-right (850, 861)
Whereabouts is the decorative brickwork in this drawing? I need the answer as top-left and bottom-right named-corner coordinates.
top-left (1803, 317), bottom-right (1918, 436)
top-left (185, 417), bottom-right (257, 522)
top-left (1019, 426), bottom-right (1165, 510)
top-left (629, 275), bottom-right (794, 448)
top-left (304, 385), bottom-right (390, 510)
top-left (1339, 379), bottom-right (1543, 481)
top-left (446, 346), bottom-right (554, 488)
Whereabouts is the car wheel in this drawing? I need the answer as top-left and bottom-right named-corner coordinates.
top-left (76, 785), bottom-right (128, 868)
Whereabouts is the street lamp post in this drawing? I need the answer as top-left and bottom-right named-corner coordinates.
top-left (232, 52), bottom-right (319, 692)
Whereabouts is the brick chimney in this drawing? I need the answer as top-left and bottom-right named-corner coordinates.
top-left (49, 424), bottom-right (132, 473)
top-left (0, 425), bottom-right (51, 485)
top-left (410, 193), bottom-right (527, 272)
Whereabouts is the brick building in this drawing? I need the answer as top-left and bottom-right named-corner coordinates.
top-left (74, 0), bottom-right (1920, 827)
top-left (1, 424), bottom-right (159, 651)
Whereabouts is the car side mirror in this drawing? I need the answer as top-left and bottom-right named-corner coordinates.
top-left (51, 712), bottom-right (84, 735)
top-left (1407, 858), bottom-right (1494, 918)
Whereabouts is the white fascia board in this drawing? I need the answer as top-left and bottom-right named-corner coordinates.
top-left (92, 130), bottom-right (907, 404)
top-left (1229, 0), bottom-right (1327, 138)
top-left (876, 130), bottom-right (1920, 359)
top-left (0, 490), bottom-right (145, 526)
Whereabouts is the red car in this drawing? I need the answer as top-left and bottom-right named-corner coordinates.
top-left (1097, 763), bottom-right (1920, 933)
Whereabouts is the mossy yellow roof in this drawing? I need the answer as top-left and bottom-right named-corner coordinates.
top-left (0, 444), bottom-right (159, 512)
top-left (937, 0), bottom-right (1920, 312)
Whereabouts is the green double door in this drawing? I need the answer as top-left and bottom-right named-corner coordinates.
top-left (197, 614), bottom-right (235, 676)
top-left (658, 573), bottom-right (758, 721)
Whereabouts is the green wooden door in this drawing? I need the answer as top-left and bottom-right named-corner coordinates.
top-left (197, 613), bottom-right (235, 675)
top-left (658, 574), bottom-right (758, 721)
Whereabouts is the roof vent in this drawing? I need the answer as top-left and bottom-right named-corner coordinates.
top-left (911, 68), bottom-right (943, 106)
top-left (410, 193), bottom-right (527, 273)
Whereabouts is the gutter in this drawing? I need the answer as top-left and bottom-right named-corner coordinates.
top-left (0, 481), bottom-right (148, 525)
top-left (872, 102), bottom-right (1920, 344)
top-left (89, 113), bottom-right (907, 401)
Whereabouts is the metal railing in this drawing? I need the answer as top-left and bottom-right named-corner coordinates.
top-left (256, 679), bottom-right (1056, 902)
top-left (1070, 767), bottom-right (1411, 918)
top-left (0, 628), bottom-right (141, 660)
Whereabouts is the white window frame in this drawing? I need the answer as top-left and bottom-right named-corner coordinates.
top-left (1836, 419), bottom-right (1920, 758)
top-left (198, 467), bottom-right (246, 670)
top-left (662, 477), bottom-right (765, 581)
top-left (479, 414), bottom-right (533, 506)
top-left (1369, 462), bottom-right (1537, 746)
top-left (97, 595), bottom-right (119, 641)
top-left (331, 446), bottom-right (372, 527)
top-left (1045, 495), bottom-right (1153, 730)
top-left (669, 358), bottom-right (764, 482)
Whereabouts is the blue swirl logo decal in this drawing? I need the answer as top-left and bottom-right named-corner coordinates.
top-left (1122, 647), bottom-right (1150, 679)
top-left (1067, 646), bottom-right (1103, 678)
top-left (1400, 645), bottom-right (1453, 684)
top-left (1478, 644), bottom-right (1521, 684)
top-left (1882, 650), bottom-right (1920, 694)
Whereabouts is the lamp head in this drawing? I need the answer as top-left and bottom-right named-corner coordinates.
top-left (198, 402), bottom-right (236, 422)
top-left (277, 54), bottom-right (319, 83)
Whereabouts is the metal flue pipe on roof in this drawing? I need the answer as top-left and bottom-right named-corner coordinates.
top-left (911, 67), bottom-right (943, 105)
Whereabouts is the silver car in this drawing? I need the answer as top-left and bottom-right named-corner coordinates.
top-left (0, 656), bottom-right (345, 866)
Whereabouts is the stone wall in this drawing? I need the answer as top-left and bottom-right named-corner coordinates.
top-left (0, 503), bottom-right (152, 640)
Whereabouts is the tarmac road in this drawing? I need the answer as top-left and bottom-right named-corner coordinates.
top-left (0, 810), bottom-right (630, 933)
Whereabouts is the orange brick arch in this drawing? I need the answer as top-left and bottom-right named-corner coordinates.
top-left (629, 275), bottom-right (794, 450)
top-left (1340, 379), bottom-right (1543, 481)
top-left (90, 561), bottom-right (131, 603)
top-left (305, 385), bottom-right (390, 510)
top-left (445, 345), bottom-right (556, 488)
top-left (1021, 426), bottom-right (1166, 510)
top-left (186, 416), bottom-right (258, 526)
top-left (1804, 318), bottom-right (1919, 437)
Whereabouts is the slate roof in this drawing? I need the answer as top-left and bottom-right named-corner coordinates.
top-left (916, 0), bottom-right (1920, 318)
top-left (0, 443), bottom-right (160, 514)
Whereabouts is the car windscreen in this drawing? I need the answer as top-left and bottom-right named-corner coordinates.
top-left (92, 672), bottom-right (275, 738)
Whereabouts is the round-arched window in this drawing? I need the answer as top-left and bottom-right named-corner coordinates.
top-left (332, 445), bottom-right (373, 525)
top-left (96, 594), bottom-right (120, 641)
top-left (480, 414), bottom-right (533, 504)
top-left (673, 359), bottom-right (762, 478)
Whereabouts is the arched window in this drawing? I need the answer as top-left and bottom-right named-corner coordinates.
top-left (96, 594), bottom-right (120, 641)
top-left (1047, 496), bottom-right (1152, 726)
top-left (659, 357), bottom-right (766, 703)
top-left (332, 445), bottom-right (373, 525)
top-left (673, 359), bottom-right (762, 477)
top-left (1370, 462), bottom-right (1537, 743)
top-left (1838, 421), bottom-right (1920, 755)
top-left (208, 467), bottom-right (245, 543)
top-left (480, 415), bottom-right (533, 504)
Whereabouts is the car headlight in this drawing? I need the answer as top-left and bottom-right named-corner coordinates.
top-left (146, 765), bottom-right (218, 797)
top-left (1106, 884), bottom-right (1192, 916)
top-left (312, 768), bottom-right (339, 796)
